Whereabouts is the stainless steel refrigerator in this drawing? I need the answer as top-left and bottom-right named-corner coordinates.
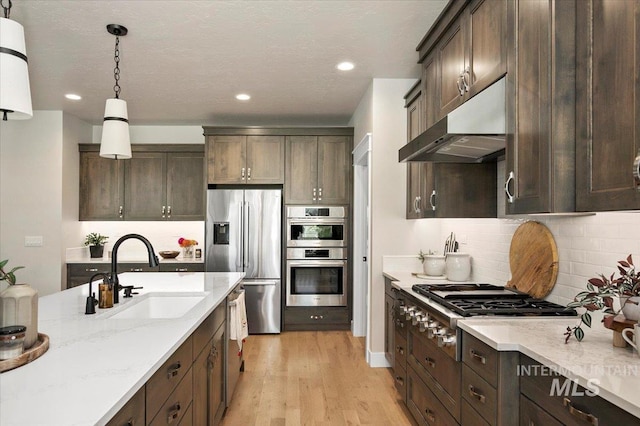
top-left (206, 189), bottom-right (281, 333)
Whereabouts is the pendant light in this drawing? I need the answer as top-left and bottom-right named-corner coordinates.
top-left (0, 0), bottom-right (33, 120)
top-left (100, 24), bottom-right (131, 160)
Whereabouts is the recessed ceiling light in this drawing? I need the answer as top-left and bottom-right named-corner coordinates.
top-left (337, 62), bottom-right (355, 71)
top-left (235, 94), bottom-right (251, 101)
top-left (65, 94), bottom-right (82, 100)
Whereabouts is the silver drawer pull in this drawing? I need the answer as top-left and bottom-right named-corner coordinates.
top-left (85, 268), bottom-right (98, 272)
top-left (175, 268), bottom-right (188, 272)
top-left (167, 361), bottom-right (181, 379)
top-left (166, 402), bottom-right (181, 424)
top-left (131, 268), bottom-right (143, 272)
top-left (395, 345), bottom-right (404, 355)
top-left (395, 376), bottom-right (404, 385)
top-left (425, 408), bottom-right (436, 422)
top-left (470, 349), bottom-right (486, 364)
top-left (468, 385), bottom-right (486, 404)
top-left (563, 398), bottom-right (599, 425)
top-left (425, 357), bottom-right (436, 368)
top-left (634, 151), bottom-right (640, 191)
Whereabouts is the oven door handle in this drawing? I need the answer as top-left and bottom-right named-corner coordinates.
top-left (287, 260), bottom-right (346, 267)
top-left (240, 280), bottom-right (278, 286)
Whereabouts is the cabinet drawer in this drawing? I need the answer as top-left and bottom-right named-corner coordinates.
top-left (284, 307), bottom-right (349, 330)
top-left (106, 386), bottom-right (145, 426)
top-left (409, 329), bottom-right (461, 421)
top-left (148, 369), bottom-right (193, 426)
top-left (192, 303), bottom-right (226, 359)
top-left (519, 395), bottom-right (563, 426)
top-left (461, 399), bottom-right (490, 426)
top-left (394, 362), bottom-right (407, 402)
top-left (146, 338), bottom-right (193, 420)
top-left (407, 366), bottom-right (459, 426)
top-left (462, 333), bottom-right (498, 387)
top-left (519, 354), bottom-right (640, 425)
top-left (461, 364), bottom-right (496, 424)
top-left (159, 263), bottom-right (205, 273)
top-left (394, 331), bottom-right (407, 368)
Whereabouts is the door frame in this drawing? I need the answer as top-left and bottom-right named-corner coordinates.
top-left (352, 134), bottom-right (372, 339)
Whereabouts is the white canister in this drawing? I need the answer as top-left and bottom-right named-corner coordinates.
top-left (423, 255), bottom-right (446, 276)
top-left (446, 253), bottom-right (471, 281)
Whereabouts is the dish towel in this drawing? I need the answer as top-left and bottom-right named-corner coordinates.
top-left (229, 291), bottom-right (249, 351)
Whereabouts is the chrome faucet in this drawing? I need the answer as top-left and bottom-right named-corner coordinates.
top-left (110, 233), bottom-right (159, 304)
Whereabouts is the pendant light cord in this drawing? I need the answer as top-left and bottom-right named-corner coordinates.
top-left (113, 35), bottom-right (121, 99)
top-left (1, 0), bottom-right (12, 18)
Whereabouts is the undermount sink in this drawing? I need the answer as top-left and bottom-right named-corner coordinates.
top-left (108, 293), bottom-right (206, 319)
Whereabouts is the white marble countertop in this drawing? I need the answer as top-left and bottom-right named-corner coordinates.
top-left (0, 271), bottom-right (244, 426)
top-left (65, 257), bottom-right (204, 264)
top-left (383, 263), bottom-right (640, 419)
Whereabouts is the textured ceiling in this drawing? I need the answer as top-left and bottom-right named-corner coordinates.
top-left (12, 0), bottom-right (447, 126)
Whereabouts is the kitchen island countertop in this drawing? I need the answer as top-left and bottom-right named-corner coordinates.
top-left (0, 271), bottom-right (244, 426)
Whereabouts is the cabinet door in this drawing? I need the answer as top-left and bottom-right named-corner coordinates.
top-left (432, 163), bottom-right (496, 218)
top-left (576, 0), bottom-right (640, 211)
top-left (106, 386), bottom-right (145, 426)
top-left (423, 51), bottom-right (439, 130)
top-left (124, 152), bottom-right (166, 220)
top-left (438, 16), bottom-right (467, 118)
top-left (192, 337), bottom-right (211, 426)
top-left (466, 0), bottom-right (506, 98)
top-left (167, 152), bottom-right (205, 220)
top-left (317, 135), bottom-right (351, 205)
top-left (246, 135), bottom-right (285, 183)
top-left (385, 293), bottom-right (395, 366)
top-left (211, 323), bottom-right (225, 425)
top-left (285, 136), bottom-right (318, 204)
top-left (505, 0), bottom-right (575, 214)
top-left (79, 152), bottom-right (125, 220)
top-left (207, 135), bottom-right (246, 184)
top-left (406, 164), bottom-right (424, 219)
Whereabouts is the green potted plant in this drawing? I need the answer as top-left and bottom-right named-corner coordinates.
top-left (418, 249), bottom-right (445, 276)
top-left (84, 233), bottom-right (109, 258)
top-left (0, 259), bottom-right (38, 349)
top-left (565, 254), bottom-right (640, 342)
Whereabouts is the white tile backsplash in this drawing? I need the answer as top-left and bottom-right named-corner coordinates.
top-left (434, 212), bottom-right (640, 307)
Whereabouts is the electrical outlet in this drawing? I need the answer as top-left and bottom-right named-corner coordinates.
top-left (24, 236), bottom-right (43, 247)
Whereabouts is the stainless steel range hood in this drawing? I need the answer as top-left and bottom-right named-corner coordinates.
top-left (399, 77), bottom-right (506, 163)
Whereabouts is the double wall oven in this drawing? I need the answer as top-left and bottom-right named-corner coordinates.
top-left (285, 206), bottom-right (347, 307)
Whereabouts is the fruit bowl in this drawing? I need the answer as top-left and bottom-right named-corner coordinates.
top-left (158, 250), bottom-right (180, 259)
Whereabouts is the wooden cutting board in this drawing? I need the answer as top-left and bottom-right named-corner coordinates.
top-left (506, 221), bottom-right (559, 298)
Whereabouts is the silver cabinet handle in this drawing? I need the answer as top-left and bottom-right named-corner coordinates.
top-left (634, 150), bottom-right (640, 191)
top-left (469, 349), bottom-right (487, 364)
top-left (131, 268), bottom-right (144, 272)
top-left (318, 187), bottom-right (322, 201)
top-left (429, 190), bottom-right (436, 211)
top-left (425, 409), bottom-right (435, 423)
top-left (247, 167), bottom-right (251, 180)
top-left (462, 66), bottom-right (471, 92)
top-left (85, 268), bottom-right (98, 272)
top-left (241, 167), bottom-right (245, 180)
top-left (175, 268), bottom-right (188, 272)
top-left (505, 171), bottom-right (515, 203)
top-left (119, 205), bottom-right (123, 219)
top-left (161, 205), bottom-right (166, 218)
top-left (166, 402), bottom-right (181, 424)
top-left (312, 188), bottom-right (317, 201)
top-left (167, 205), bottom-right (171, 218)
top-left (468, 385), bottom-right (486, 404)
top-left (167, 361), bottom-right (181, 379)
top-left (456, 72), bottom-right (465, 96)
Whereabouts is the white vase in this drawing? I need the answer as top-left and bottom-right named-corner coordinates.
top-left (423, 255), bottom-right (446, 276)
top-left (446, 253), bottom-right (471, 282)
top-left (622, 296), bottom-right (640, 321)
top-left (0, 283), bottom-right (38, 349)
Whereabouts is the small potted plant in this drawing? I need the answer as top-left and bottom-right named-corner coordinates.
top-left (0, 259), bottom-right (38, 349)
top-left (178, 237), bottom-right (198, 258)
top-left (565, 254), bottom-right (640, 342)
top-left (84, 233), bottom-right (109, 258)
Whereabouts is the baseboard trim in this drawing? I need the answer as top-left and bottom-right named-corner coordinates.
top-left (367, 350), bottom-right (391, 368)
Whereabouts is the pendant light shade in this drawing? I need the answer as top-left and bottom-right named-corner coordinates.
top-left (0, 16), bottom-right (33, 120)
top-left (99, 24), bottom-right (131, 159)
top-left (100, 98), bottom-right (131, 159)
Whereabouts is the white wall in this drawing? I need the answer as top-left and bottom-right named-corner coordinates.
top-left (92, 125), bottom-right (204, 144)
top-left (0, 111), bottom-right (71, 295)
top-left (350, 79), bottom-right (441, 364)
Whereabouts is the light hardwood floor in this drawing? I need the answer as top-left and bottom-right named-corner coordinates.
top-left (221, 331), bottom-right (416, 426)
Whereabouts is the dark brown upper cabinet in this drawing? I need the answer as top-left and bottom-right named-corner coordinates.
top-left (285, 134), bottom-right (352, 205)
top-left (79, 144), bottom-right (205, 221)
top-left (206, 134), bottom-right (284, 185)
top-left (404, 80), bottom-right (428, 219)
top-left (576, 0), bottom-right (640, 211)
top-left (503, 0), bottom-right (576, 214)
top-left (426, 0), bottom-right (507, 120)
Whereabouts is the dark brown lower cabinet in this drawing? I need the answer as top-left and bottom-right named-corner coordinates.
top-left (66, 262), bottom-right (204, 289)
top-left (407, 366), bottom-right (458, 426)
top-left (105, 386), bottom-right (145, 426)
top-left (283, 306), bottom-right (349, 331)
top-left (193, 320), bottom-right (225, 425)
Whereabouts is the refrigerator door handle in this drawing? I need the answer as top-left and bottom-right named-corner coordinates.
top-left (241, 280), bottom-right (278, 286)
top-left (236, 202), bottom-right (243, 271)
top-left (244, 203), bottom-right (250, 270)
